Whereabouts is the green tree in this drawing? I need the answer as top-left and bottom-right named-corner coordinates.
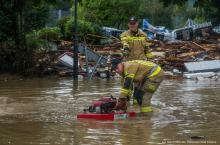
top-left (77, 0), bottom-right (179, 29)
top-left (160, 0), bottom-right (220, 25)
top-left (25, 5), bottom-right (50, 32)
top-left (0, 1), bottom-right (14, 42)
top-left (194, 0), bottom-right (220, 25)
top-left (139, 0), bottom-right (174, 28)
top-left (78, 0), bottom-right (144, 29)
top-left (64, 18), bottom-right (98, 40)
top-left (0, 0), bottom-right (70, 73)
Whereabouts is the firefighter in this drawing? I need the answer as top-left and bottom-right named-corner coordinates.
top-left (112, 59), bottom-right (164, 114)
top-left (120, 17), bottom-right (153, 61)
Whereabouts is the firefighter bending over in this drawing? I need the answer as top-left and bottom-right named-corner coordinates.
top-left (112, 59), bottom-right (164, 114)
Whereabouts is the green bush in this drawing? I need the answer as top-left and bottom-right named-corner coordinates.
top-left (194, 17), bottom-right (206, 23)
top-left (26, 30), bottom-right (57, 53)
top-left (64, 18), bottom-right (101, 40)
top-left (57, 16), bottom-right (70, 38)
top-left (26, 30), bottom-right (53, 52)
top-left (26, 30), bottom-right (44, 50)
top-left (38, 27), bottom-right (61, 41)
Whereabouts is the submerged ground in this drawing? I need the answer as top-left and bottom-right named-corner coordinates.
top-left (0, 77), bottom-right (219, 145)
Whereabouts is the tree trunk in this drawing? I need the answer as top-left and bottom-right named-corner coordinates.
top-left (13, 0), bottom-right (32, 74)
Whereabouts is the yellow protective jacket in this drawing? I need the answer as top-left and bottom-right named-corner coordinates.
top-left (119, 60), bottom-right (162, 99)
top-left (120, 29), bottom-right (153, 60)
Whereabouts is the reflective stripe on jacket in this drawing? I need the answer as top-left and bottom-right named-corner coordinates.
top-left (120, 29), bottom-right (153, 60)
top-left (119, 60), bottom-right (162, 98)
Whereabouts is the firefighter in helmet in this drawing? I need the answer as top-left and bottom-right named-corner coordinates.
top-left (112, 59), bottom-right (164, 114)
top-left (120, 17), bottom-right (153, 61)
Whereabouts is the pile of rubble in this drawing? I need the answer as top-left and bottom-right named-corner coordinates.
top-left (33, 23), bottom-right (220, 79)
top-left (52, 32), bottom-right (220, 78)
top-left (152, 32), bottom-right (220, 73)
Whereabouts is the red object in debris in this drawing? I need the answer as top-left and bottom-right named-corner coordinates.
top-left (77, 112), bottom-right (136, 121)
top-left (92, 97), bottom-right (115, 107)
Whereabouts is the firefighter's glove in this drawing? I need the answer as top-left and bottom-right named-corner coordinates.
top-left (146, 52), bottom-right (154, 59)
top-left (114, 98), bottom-right (127, 111)
top-left (122, 47), bottom-right (130, 57)
top-left (123, 47), bottom-right (130, 52)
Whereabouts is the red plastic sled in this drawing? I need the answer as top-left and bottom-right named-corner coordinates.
top-left (77, 112), bottom-right (136, 121)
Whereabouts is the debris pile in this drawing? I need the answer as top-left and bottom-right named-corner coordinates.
top-left (152, 32), bottom-right (220, 72)
top-left (33, 21), bottom-right (220, 79)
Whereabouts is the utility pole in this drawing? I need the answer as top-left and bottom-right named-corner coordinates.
top-left (73, 0), bottom-right (78, 78)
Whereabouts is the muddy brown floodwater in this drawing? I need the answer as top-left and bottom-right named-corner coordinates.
top-left (0, 77), bottom-right (219, 145)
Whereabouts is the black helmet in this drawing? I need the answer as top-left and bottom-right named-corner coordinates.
top-left (111, 58), bottom-right (122, 70)
top-left (129, 16), bottom-right (138, 22)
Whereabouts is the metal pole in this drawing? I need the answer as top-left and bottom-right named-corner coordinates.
top-left (73, 0), bottom-right (78, 78)
top-left (84, 46), bottom-right (89, 77)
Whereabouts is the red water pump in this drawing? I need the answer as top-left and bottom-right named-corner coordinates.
top-left (84, 96), bottom-right (117, 114)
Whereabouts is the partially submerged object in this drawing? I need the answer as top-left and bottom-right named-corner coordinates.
top-left (85, 96), bottom-right (117, 114)
top-left (184, 60), bottom-right (220, 73)
top-left (77, 112), bottom-right (136, 121)
top-left (183, 60), bottom-right (220, 79)
top-left (77, 96), bottom-right (136, 121)
top-left (183, 72), bottom-right (218, 79)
